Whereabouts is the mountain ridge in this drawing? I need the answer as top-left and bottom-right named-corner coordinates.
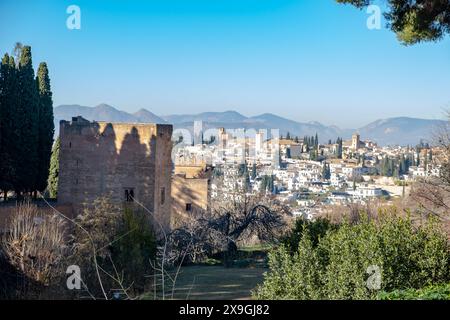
top-left (53, 104), bottom-right (446, 146)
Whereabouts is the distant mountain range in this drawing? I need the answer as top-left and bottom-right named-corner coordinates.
top-left (53, 104), bottom-right (446, 146)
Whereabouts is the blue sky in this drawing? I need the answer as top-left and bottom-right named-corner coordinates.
top-left (0, 0), bottom-right (449, 128)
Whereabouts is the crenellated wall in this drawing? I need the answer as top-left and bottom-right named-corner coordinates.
top-left (58, 117), bottom-right (173, 231)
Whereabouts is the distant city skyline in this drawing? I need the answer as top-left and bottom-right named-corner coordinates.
top-left (1, 0), bottom-right (449, 127)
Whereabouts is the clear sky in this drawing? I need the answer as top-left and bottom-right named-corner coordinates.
top-left (0, 0), bottom-right (449, 128)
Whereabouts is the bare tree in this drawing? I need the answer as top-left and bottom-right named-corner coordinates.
top-left (411, 111), bottom-right (450, 223)
top-left (1, 201), bottom-right (68, 298)
top-left (168, 176), bottom-right (289, 266)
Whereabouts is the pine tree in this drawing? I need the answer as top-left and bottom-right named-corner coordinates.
top-left (47, 137), bottom-right (60, 198)
top-left (36, 62), bottom-right (54, 192)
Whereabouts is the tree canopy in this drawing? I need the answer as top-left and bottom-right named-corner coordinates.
top-left (0, 45), bottom-right (54, 199)
top-left (337, 0), bottom-right (450, 45)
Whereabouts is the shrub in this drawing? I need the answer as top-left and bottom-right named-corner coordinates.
top-left (0, 201), bottom-right (68, 299)
top-left (254, 209), bottom-right (450, 300)
top-left (282, 218), bottom-right (337, 253)
top-left (110, 207), bottom-right (157, 292)
top-left (256, 235), bottom-right (322, 300)
top-left (379, 283), bottom-right (450, 300)
top-left (70, 198), bottom-right (157, 298)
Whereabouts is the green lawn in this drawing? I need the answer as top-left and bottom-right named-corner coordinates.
top-left (144, 265), bottom-right (267, 300)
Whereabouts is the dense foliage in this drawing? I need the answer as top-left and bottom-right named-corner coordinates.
top-left (70, 199), bottom-right (157, 298)
top-left (47, 137), bottom-right (60, 199)
top-left (254, 210), bottom-right (450, 300)
top-left (378, 283), bottom-right (450, 300)
top-left (0, 44), bottom-right (54, 199)
top-left (0, 199), bottom-right (158, 299)
top-left (336, 0), bottom-right (450, 45)
top-left (282, 218), bottom-right (337, 254)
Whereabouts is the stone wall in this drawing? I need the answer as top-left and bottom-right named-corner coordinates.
top-left (174, 164), bottom-right (207, 178)
top-left (171, 174), bottom-right (209, 228)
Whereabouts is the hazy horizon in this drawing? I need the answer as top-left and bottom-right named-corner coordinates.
top-left (54, 102), bottom-right (448, 129)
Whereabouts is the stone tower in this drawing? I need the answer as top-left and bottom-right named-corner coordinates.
top-left (58, 116), bottom-right (173, 231)
top-left (351, 133), bottom-right (361, 151)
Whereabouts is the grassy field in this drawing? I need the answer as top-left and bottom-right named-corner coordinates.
top-left (144, 265), bottom-right (267, 300)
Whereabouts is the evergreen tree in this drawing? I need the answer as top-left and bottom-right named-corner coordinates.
top-left (268, 175), bottom-right (274, 194)
top-left (260, 175), bottom-right (275, 194)
top-left (380, 156), bottom-right (395, 177)
top-left (0, 54), bottom-right (16, 199)
top-left (251, 162), bottom-right (257, 180)
top-left (36, 62), bottom-right (54, 193)
top-left (244, 171), bottom-right (251, 192)
top-left (336, 137), bottom-right (343, 159)
top-left (322, 163), bottom-right (331, 180)
top-left (394, 163), bottom-right (400, 178)
top-left (238, 162), bottom-right (247, 176)
top-left (336, 0), bottom-right (450, 46)
top-left (16, 46), bottom-right (39, 196)
top-left (407, 153), bottom-right (414, 168)
top-left (47, 137), bottom-right (60, 198)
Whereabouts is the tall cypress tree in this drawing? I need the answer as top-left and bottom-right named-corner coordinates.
top-left (36, 62), bottom-right (54, 193)
top-left (16, 46), bottom-right (39, 196)
top-left (47, 137), bottom-right (60, 198)
top-left (0, 54), bottom-right (15, 199)
top-left (336, 137), bottom-right (343, 159)
top-left (0, 55), bottom-right (6, 197)
top-left (0, 54), bottom-right (18, 200)
top-left (251, 162), bottom-right (256, 180)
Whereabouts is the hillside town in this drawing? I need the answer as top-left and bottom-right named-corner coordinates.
top-left (172, 121), bottom-right (444, 220)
